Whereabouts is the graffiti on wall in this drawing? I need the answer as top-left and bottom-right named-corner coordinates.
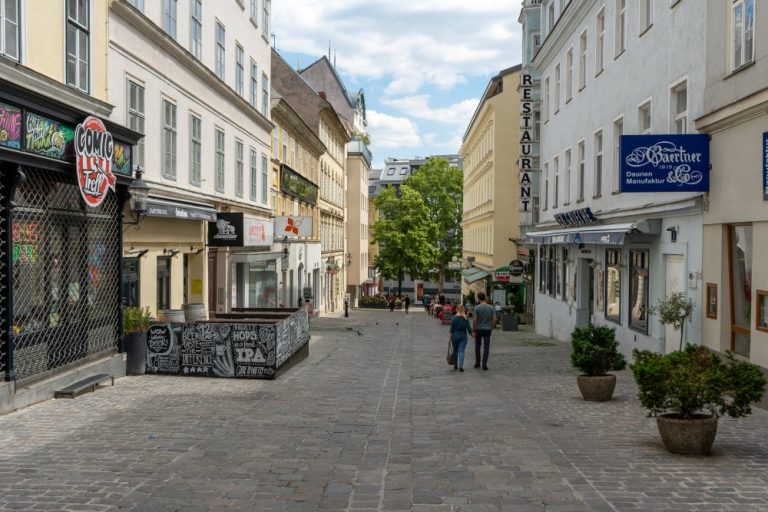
top-left (24, 112), bottom-right (74, 160)
top-left (0, 102), bottom-right (21, 149)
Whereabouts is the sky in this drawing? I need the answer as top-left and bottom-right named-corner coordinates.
top-left (272, 1), bottom-right (523, 170)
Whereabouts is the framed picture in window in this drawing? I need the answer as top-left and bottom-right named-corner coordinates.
top-left (706, 283), bottom-right (717, 320)
top-left (757, 290), bottom-right (768, 333)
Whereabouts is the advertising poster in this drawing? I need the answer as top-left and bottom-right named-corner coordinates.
top-left (620, 134), bottom-right (709, 192)
top-left (0, 102), bottom-right (21, 149)
top-left (24, 112), bottom-right (74, 161)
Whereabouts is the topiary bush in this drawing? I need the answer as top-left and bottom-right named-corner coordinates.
top-left (570, 324), bottom-right (627, 376)
top-left (631, 345), bottom-right (766, 419)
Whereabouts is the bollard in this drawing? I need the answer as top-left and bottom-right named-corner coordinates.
top-left (344, 299), bottom-right (349, 318)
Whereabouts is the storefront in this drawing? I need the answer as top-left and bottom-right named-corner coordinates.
top-left (0, 82), bottom-right (141, 393)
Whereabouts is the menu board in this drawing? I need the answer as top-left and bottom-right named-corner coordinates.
top-left (145, 324), bottom-right (181, 374)
top-left (231, 324), bottom-right (276, 378)
top-left (181, 323), bottom-right (234, 377)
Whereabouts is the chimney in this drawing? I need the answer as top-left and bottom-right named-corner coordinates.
top-left (319, 91), bottom-right (327, 100)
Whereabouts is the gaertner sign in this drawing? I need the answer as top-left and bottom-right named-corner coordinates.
top-left (519, 72), bottom-right (540, 222)
top-left (620, 134), bottom-right (709, 192)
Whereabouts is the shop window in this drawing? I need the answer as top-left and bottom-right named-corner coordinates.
top-left (757, 291), bottom-right (768, 333)
top-left (122, 258), bottom-right (140, 308)
top-left (706, 283), bottom-right (717, 319)
top-left (605, 249), bottom-right (621, 324)
top-left (729, 225), bottom-right (752, 355)
top-left (539, 248), bottom-right (547, 293)
top-left (554, 246), bottom-right (562, 298)
top-left (157, 256), bottom-right (171, 311)
top-left (66, 0), bottom-right (90, 92)
top-left (629, 250), bottom-right (649, 333)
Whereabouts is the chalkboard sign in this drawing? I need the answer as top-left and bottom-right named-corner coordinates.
top-left (181, 323), bottom-right (233, 377)
top-left (146, 324), bottom-right (180, 374)
top-left (231, 324), bottom-right (276, 378)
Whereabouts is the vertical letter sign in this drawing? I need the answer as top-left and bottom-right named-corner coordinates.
top-left (763, 132), bottom-right (768, 202)
top-left (75, 116), bottom-right (116, 207)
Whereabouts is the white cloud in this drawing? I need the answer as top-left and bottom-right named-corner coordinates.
top-left (381, 95), bottom-right (479, 126)
top-left (367, 110), bottom-right (422, 149)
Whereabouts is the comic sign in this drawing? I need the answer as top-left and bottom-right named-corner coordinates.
top-left (75, 116), bottom-right (117, 207)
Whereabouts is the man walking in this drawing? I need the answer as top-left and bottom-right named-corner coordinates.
top-left (404, 295), bottom-right (411, 314)
top-left (472, 292), bottom-right (496, 370)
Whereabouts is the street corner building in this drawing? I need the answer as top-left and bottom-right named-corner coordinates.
top-left (0, 0), bottom-right (142, 413)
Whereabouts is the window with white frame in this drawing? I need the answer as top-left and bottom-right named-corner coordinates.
top-left (263, 0), bottom-right (270, 38)
top-left (548, 2), bottom-right (555, 34)
top-left (163, 0), bottom-right (177, 39)
top-left (190, 114), bottom-right (201, 186)
top-left (235, 140), bottom-right (244, 197)
top-left (596, 7), bottom-right (605, 74)
top-left (544, 76), bottom-right (550, 121)
top-left (612, 117), bottom-right (623, 192)
top-left (564, 148), bottom-right (572, 204)
top-left (162, 99), bottom-right (177, 179)
top-left (594, 130), bottom-right (603, 197)
top-left (215, 128), bottom-right (225, 192)
top-left (579, 30), bottom-right (587, 89)
top-left (543, 162), bottom-right (549, 210)
top-left (554, 64), bottom-right (561, 114)
top-left (732, 0), bottom-right (755, 70)
top-left (566, 48), bottom-right (573, 102)
top-left (261, 73), bottom-right (269, 117)
top-left (261, 154), bottom-right (269, 203)
top-left (127, 0), bottom-right (144, 10)
top-left (250, 0), bottom-right (258, 22)
top-left (615, 0), bottom-right (626, 56)
top-left (638, 100), bottom-right (651, 134)
top-left (66, 0), bottom-right (89, 92)
top-left (190, 0), bottom-right (202, 59)
top-left (553, 156), bottom-right (560, 208)
top-left (671, 81), bottom-right (687, 134)
top-left (249, 149), bottom-right (258, 200)
top-left (250, 60), bottom-right (258, 107)
top-left (639, 0), bottom-right (653, 33)
top-left (235, 43), bottom-right (244, 96)
top-left (290, 137), bottom-right (295, 167)
top-left (127, 80), bottom-right (145, 168)
top-left (215, 22), bottom-right (225, 80)
top-left (0, 0), bottom-right (20, 61)
top-left (577, 140), bottom-right (585, 201)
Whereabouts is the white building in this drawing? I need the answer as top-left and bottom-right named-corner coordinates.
top-left (523, 0), bottom-right (706, 355)
top-left (109, 0), bottom-right (274, 316)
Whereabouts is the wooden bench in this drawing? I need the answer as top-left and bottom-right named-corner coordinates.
top-left (54, 373), bottom-right (114, 399)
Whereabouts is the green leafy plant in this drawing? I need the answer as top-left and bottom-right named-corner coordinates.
top-left (123, 306), bottom-right (152, 334)
top-left (648, 291), bottom-right (694, 351)
top-left (631, 345), bottom-right (766, 419)
top-left (570, 324), bottom-right (627, 376)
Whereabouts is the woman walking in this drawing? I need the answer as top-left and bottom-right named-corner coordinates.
top-left (449, 304), bottom-right (472, 372)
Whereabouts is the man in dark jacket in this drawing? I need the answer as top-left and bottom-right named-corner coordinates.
top-left (471, 292), bottom-right (496, 370)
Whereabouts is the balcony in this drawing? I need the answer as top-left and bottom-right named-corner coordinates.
top-left (348, 138), bottom-right (372, 167)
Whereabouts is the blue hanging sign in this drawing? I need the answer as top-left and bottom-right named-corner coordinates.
top-left (620, 134), bottom-right (709, 192)
top-left (763, 132), bottom-right (768, 201)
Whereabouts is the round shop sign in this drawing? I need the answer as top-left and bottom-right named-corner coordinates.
top-left (75, 116), bottom-right (116, 208)
top-left (509, 260), bottom-right (525, 276)
top-left (494, 266), bottom-right (511, 282)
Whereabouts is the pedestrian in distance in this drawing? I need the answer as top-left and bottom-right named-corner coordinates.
top-left (472, 292), bottom-right (497, 370)
top-left (388, 295), bottom-right (395, 312)
top-left (422, 294), bottom-right (430, 312)
top-left (449, 304), bottom-right (472, 372)
top-left (404, 295), bottom-right (411, 314)
top-left (494, 301), bottom-right (503, 327)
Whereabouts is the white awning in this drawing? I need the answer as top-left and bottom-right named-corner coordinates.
top-left (525, 220), bottom-right (660, 246)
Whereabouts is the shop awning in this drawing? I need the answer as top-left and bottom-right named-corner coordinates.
top-left (524, 221), bottom-right (660, 246)
top-left (462, 268), bottom-right (491, 283)
top-left (145, 196), bottom-right (218, 222)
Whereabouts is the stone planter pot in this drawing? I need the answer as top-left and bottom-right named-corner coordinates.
top-left (576, 374), bottom-right (617, 401)
top-left (656, 413), bottom-right (718, 455)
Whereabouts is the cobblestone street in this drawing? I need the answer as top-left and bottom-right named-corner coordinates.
top-left (2, 309), bottom-right (768, 511)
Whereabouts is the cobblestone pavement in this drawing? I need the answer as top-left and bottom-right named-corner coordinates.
top-left (2, 310), bottom-right (768, 511)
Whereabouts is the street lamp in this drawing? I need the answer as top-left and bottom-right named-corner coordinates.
top-left (125, 167), bottom-right (150, 226)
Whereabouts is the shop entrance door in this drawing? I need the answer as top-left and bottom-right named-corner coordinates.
top-left (664, 255), bottom-right (685, 354)
top-left (576, 259), bottom-right (593, 327)
top-left (207, 252), bottom-right (217, 314)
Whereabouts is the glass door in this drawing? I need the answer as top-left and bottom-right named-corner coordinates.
top-left (729, 225), bottom-right (753, 356)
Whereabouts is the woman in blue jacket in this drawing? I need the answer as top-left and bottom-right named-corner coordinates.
top-left (449, 304), bottom-right (473, 371)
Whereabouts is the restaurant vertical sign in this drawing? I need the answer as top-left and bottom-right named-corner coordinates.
top-left (519, 72), bottom-right (539, 224)
top-left (763, 132), bottom-right (768, 201)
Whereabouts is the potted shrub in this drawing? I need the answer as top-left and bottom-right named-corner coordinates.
top-left (123, 306), bottom-right (152, 375)
top-left (631, 345), bottom-right (766, 455)
top-left (571, 324), bottom-right (627, 401)
top-left (648, 291), bottom-right (694, 352)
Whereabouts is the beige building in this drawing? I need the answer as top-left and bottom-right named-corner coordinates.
top-left (460, 65), bottom-right (523, 304)
top-left (697, 0), bottom-right (768, 366)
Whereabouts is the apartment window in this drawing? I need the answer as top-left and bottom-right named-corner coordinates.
top-left (554, 64), bottom-right (561, 114)
top-left (272, 127), bottom-right (278, 158)
top-left (263, 0), bottom-right (270, 37)
top-left (235, 140), bottom-right (244, 197)
top-left (215, 128), bottom-right (225, 192)
top-left (732, 0), bottom-right (755, 70)
top-left (564, 148), bottom-right (572, 204)
top-left (189, 114), bottom-right (202, 186)
top-left (605, 249), bottom-right (621, 324)
top-left (579, 30), bottom-right (587, 89)
top-left (596, 8), bottom-right (605, 74)
top-left (163, 0), bottom-right (177, 39)
top-left (122, 258), bottom-right (140, 308)
top-left (215, 22), bottom-right (225, 80)
top-left (594, 130), bottom-right (603, 197)
top-left (639, 0), bottom-right (653, 33)
top-left (127, 0), bottom-right (144, 10)
top-left (190, 0), bottom-right (202, 59)
top-left (250, 60), bottom-right (258, 107)
top-left (235, 43), bottom-right (244, 96)
top-left (638, 101), bottom-right (652, 134)
top-left (157, 257), bottom-right (171, 311)
top-left (629, 250), bottom-right (649, 333)
top-left (290, 137), bottom-right (295, 167)
top-left (553, 156), bottom-right (560, 208)
top-left (127, 80), bottom-right (145, 168)
top-left (616, 0), bottom-right (626, 56)
top-left (548, 2), bottom-right (555, 34)
top-left (577, 140), bottom-right (585, 201)
top-left (261, 154), bottom-right (269, 203)
top-left (162, 99), bottom-right (177, 180)
top-left (612, 117), bottom-right (623, 193)
top-left (543, 162), bottom-right (549, 210)
top-left (566, 49), bottom-right (573, 102)
top-left (544, 77), bottom-right (550, 121)
top-left (250, 0), bottom-right (258, 21)
top-left (706, 283), bottom-right (718, 320)
top-left (261, 73), bottom-right (269, 117)
top-left (671, 81), bottom-right (687, 134)
top-left (281, 129), bottom-right (287, 161)
top-left (66, 0), bottom-right (89, 92)
top-left (0, 0), bottom-right (20, 60)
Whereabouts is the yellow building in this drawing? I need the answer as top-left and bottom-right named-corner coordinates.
top-left (460, 65), bottom-right (523, 305)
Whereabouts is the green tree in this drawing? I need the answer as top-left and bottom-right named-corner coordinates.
top-left (372, 185), bottom-right (437, 295)
top-left (404, 157), bottom-right (463, 293)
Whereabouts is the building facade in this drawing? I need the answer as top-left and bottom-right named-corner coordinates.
top-left (523, 0), bottom-right (706, 355)
top-left (697, 0), bottom-right (768, 366)
top-left (109, 0), bottom-right (273, 318)
top-left (460, 65), bottom-right (524, 307)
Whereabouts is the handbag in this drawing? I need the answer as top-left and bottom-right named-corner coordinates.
top-left (446, 338), bottom-right (456, 366)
